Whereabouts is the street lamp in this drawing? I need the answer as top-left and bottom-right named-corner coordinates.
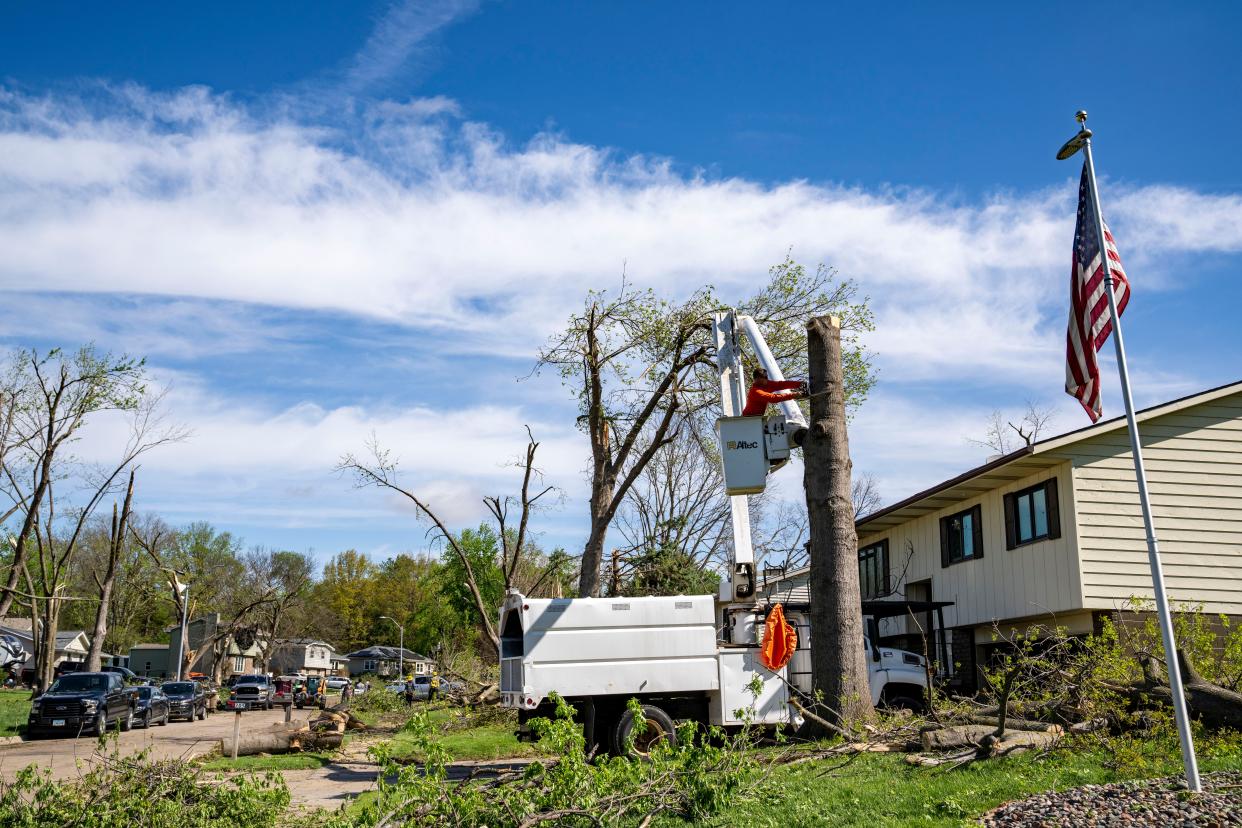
top-left (379, 616), bottom-right (405, 680)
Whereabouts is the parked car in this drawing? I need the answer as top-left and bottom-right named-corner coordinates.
top-left (162, 681), bottom-right (207, 721)
top-left (133, 685), bottom-right (170, 728)
top-left (52, 660), bottom-right (86, 679)
top-left (405, 675), bottom-right (432, 701)
top-left (27, 672), bottom-right (137, 737)
top-left (324, 676), bottom-right (350, 692)
top-left (385, 681), bottom-right (406, 694)
top-left (228, 674), bottom-right (273, 710)
top-left (272, 675), bottom-right (300, 706)
top-left (102, 665), bottom-right (141, 684)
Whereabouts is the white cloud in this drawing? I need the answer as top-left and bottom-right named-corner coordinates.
top-left (3, 83), bottom-right (1240, 556)
top-left (4, 85), bottom-right (1240, 391)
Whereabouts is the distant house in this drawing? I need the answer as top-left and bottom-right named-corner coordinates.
top-left (344, 646), bottom-right (434, 678)
top-left (760, 380), bottom-right (1242, 692)
top-left (128, 644), bottom-right (172, 679)
top-left (269, 639), bottom-right (341, 676)
top-left (169, 613), bottom-right (266, 680)
top-left (0, 619), bottom-right (90, 679)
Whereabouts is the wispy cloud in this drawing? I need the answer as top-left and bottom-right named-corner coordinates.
top-left (340, 0), bottom-right (481, 94)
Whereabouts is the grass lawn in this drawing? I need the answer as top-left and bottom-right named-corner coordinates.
top-left (383, 708), bottom-right (541, 763)
top-left (0, 689), bottom-right (31, 737)
top-left (668, 740), bottom-right (1242, 827)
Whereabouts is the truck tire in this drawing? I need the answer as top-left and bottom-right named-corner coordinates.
top-left (611, 704), bottom-right (677, 758)
top-left (93, 711), bottom-right (108, 735)
top-left (119, 707), bottom-right (133, 732)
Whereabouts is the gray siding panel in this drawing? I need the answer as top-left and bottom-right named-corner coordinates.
top-left (1072, 391), bottom-right (1242, 613)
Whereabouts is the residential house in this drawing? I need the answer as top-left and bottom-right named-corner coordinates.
top-left (345, 646), bottom-right (434, 678)
top-left (760, 381), bottom-right (1242, 691)
top-left (0, 619), bottom-right (90, 680)
top-left (169, 613), bottom-right (266, 680)
top-left (269, 639), bottom-right (342, 677)
top-left (128, 644), bottom-right (172, 679)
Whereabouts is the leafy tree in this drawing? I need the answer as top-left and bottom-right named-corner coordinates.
top-left (539, 256), bottom-right (874, 597)
top-left (617, 545), bottom-right (721, 598)
top-left (314, 549), bottom-right (378, 654)
top-left (442, 525), bottom-right (505, 627)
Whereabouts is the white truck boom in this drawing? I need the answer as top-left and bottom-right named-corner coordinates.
top-left (500, 310), bottom-right (927, 755)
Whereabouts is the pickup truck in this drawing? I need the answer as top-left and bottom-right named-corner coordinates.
top-left (161, 680), bottom-right (207, 721)
top-left (228, 674), bottom-right (274, 710)
top-left (28, 672), bottom-right (137, 737)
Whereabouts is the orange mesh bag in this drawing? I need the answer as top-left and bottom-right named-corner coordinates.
top-left (759, 603), bottom-right (798, 671)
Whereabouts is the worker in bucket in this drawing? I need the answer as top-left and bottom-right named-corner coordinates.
top-left (742, 367), bottom-right (807, 416)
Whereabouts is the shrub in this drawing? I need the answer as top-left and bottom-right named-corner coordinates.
top-left (337, 694), bottom-right (763, 827)
top-left (0, 738), bottom-right (288, 827)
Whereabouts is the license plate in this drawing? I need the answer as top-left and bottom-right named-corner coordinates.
top-left (233, 702), bottom-right (248, 710)
top-left (52, 719), bottom-right (65, 727)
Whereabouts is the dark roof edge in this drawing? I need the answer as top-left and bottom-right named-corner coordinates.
top-left (855, 445), bottom-right (1032, 530)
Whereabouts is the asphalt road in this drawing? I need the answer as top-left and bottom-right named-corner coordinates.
top-left (0, 703), bottom-right (323, 781)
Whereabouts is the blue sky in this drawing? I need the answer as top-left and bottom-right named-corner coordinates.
top-left (2, 1), bottom-right (1241, 566)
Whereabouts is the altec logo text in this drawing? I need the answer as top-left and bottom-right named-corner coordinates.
top-left (727, 440), bottom-right (759, 450)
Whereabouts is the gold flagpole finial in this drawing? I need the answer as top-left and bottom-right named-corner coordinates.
top-left (1076, 110), bottom-right (1088, 125)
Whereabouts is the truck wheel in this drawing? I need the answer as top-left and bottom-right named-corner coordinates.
top-left (611, 704), bottom-right (677, 758)
top-left (119, 707), bottom-right (133, 732)
top-left (94, 711), bottom-right (108, 735)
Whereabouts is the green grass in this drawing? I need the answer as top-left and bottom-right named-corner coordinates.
top-left (0, 689), bottom-right (31, 738)
top-left (661, 741), bottom-right (1242, 827)
top-left (384, 708), bottom-right (540, 763)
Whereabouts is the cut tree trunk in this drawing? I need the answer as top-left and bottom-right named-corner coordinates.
top-left (220, 722), bottom-right (343, 757)
top-left (804, 315), bottom-right (874, 728)
top-left (1117, 649), bottom-right (1242, 731)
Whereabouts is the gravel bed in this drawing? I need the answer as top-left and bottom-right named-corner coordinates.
top-left (982, 770), bottom-right (1242, 827)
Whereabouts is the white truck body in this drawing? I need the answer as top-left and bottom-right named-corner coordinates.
top-left (500, 592), bottom-right (794, 728)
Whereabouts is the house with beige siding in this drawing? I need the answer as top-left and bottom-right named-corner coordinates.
top-left (760, 380), bottom-right (1242, 690)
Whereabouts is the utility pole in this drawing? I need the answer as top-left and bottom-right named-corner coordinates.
top-left (380, 616), bottom-right (405, 679)
top-left (803, 315), bottom-right (874, 726)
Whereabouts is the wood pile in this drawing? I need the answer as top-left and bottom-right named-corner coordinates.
top-left (219, 706), bottom-right (368, 757)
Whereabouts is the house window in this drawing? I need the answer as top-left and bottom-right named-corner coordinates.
top-left (940, 504), bottom-right (984, 566)
top-left (1004, 478), bottom-right (1061, 549)
top-left (364, 660), bottom-right (376, 672)
top-left (858, 540), bottom-right (889, 599)
top-left (233, 656), bottom-right (245, 673)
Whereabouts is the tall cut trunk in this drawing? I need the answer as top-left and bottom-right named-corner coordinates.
top-left (804, 315), bottom-right (875, 727)
top-left (86, 472), bottom-right (135, 672)
top-left (578, 486), bottom-right (614, 597)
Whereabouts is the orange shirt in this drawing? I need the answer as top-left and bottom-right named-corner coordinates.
top-left (742, 379), bottom-right (803, 416)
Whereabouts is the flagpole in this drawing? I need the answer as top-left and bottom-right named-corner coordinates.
top-left (1074, 110), bottom-right (1201, 792)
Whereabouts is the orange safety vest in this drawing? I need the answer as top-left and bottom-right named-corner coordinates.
top-left (759, 603), bottom-right (798, 671)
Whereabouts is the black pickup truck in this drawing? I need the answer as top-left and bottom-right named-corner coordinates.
top-left (161, 681), bottom-right (208, 721)
top-left (27, 672), bottom-right (137, 737)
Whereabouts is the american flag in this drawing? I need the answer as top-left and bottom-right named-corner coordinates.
top-left (1065, 161), bottom-right (1130, 422)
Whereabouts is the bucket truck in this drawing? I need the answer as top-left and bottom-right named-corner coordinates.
top-left (499, 311), bottom-right (926, 755)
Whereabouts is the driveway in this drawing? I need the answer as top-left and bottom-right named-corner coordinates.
top-left (0, 705), bottom-right (323, 781)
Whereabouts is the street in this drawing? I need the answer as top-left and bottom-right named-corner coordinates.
top-left (0, 704), bottom-right (322, 782)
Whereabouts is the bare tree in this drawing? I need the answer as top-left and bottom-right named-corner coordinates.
top-left (852, 472), bottom-right (882, 519)
top-left (969, 402), bottom-right (1057, 456)
top-left (246, 548), bottom-right (314, 672)
top-left (0, 347), bottom-right (148, 621)
top-left (484, 426), bottom-right (560, 595)
top-left (84, 470), bottom-right (136, 671)
top-left (614, 426), bottom-right (733, 572)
